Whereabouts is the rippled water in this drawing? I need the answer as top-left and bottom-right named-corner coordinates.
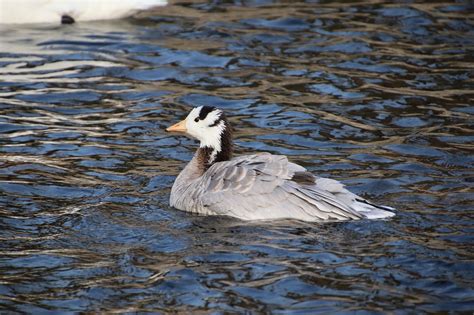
top-left (1, 1), bottom-right (473, 313)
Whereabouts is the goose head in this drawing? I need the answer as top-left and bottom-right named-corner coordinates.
top-left (166, 106), bottom-right (233, 167)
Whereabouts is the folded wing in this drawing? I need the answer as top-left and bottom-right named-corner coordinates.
top-left (198, 153), bottom-right (363, 221)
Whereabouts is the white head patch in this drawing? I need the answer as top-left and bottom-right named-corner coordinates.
top-left (185, 106), bottom-right (226, 157)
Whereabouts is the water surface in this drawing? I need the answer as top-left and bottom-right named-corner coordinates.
top-left (0, 0), bottom-right (473, 313)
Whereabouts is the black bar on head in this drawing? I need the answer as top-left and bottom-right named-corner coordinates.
top-left (199, 106), bottom-right (216, 120)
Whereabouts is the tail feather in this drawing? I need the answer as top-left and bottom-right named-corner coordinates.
top-left (354, 198), bottom-right (395, 219)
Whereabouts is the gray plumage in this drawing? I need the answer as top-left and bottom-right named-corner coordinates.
top-left (167, 106), bottom-right (395, 222)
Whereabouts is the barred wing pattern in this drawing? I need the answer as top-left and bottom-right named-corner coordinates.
top-left (192, 153), bottom-right (363, 221)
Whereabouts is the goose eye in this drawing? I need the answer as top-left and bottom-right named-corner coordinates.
top-left (194, 117), bottom-right (200, 122)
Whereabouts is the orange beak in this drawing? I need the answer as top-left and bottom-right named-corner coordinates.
top-left (166, 119), bottom-right (187, 133)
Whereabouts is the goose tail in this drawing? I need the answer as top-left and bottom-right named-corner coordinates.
top-left (353, 198), bottom-right (396, 219)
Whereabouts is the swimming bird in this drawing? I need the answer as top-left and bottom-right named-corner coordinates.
top-left (0, 0), bottom-right (167, 24)
top-left (166, 106), bottom-right (395, 222)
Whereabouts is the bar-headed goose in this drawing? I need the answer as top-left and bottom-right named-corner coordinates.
top-left (166, 106), bottom-right (395, 222)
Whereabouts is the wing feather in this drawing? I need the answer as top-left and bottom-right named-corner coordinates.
top-left (190, 153), bottom-right (362, 221)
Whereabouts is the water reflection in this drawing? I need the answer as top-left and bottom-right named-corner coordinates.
top-left (1, 0), bottom-right (473, 313)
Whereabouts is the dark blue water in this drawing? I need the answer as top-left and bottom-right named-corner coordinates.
top-left (1, 1), bottom-right (473, 313)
